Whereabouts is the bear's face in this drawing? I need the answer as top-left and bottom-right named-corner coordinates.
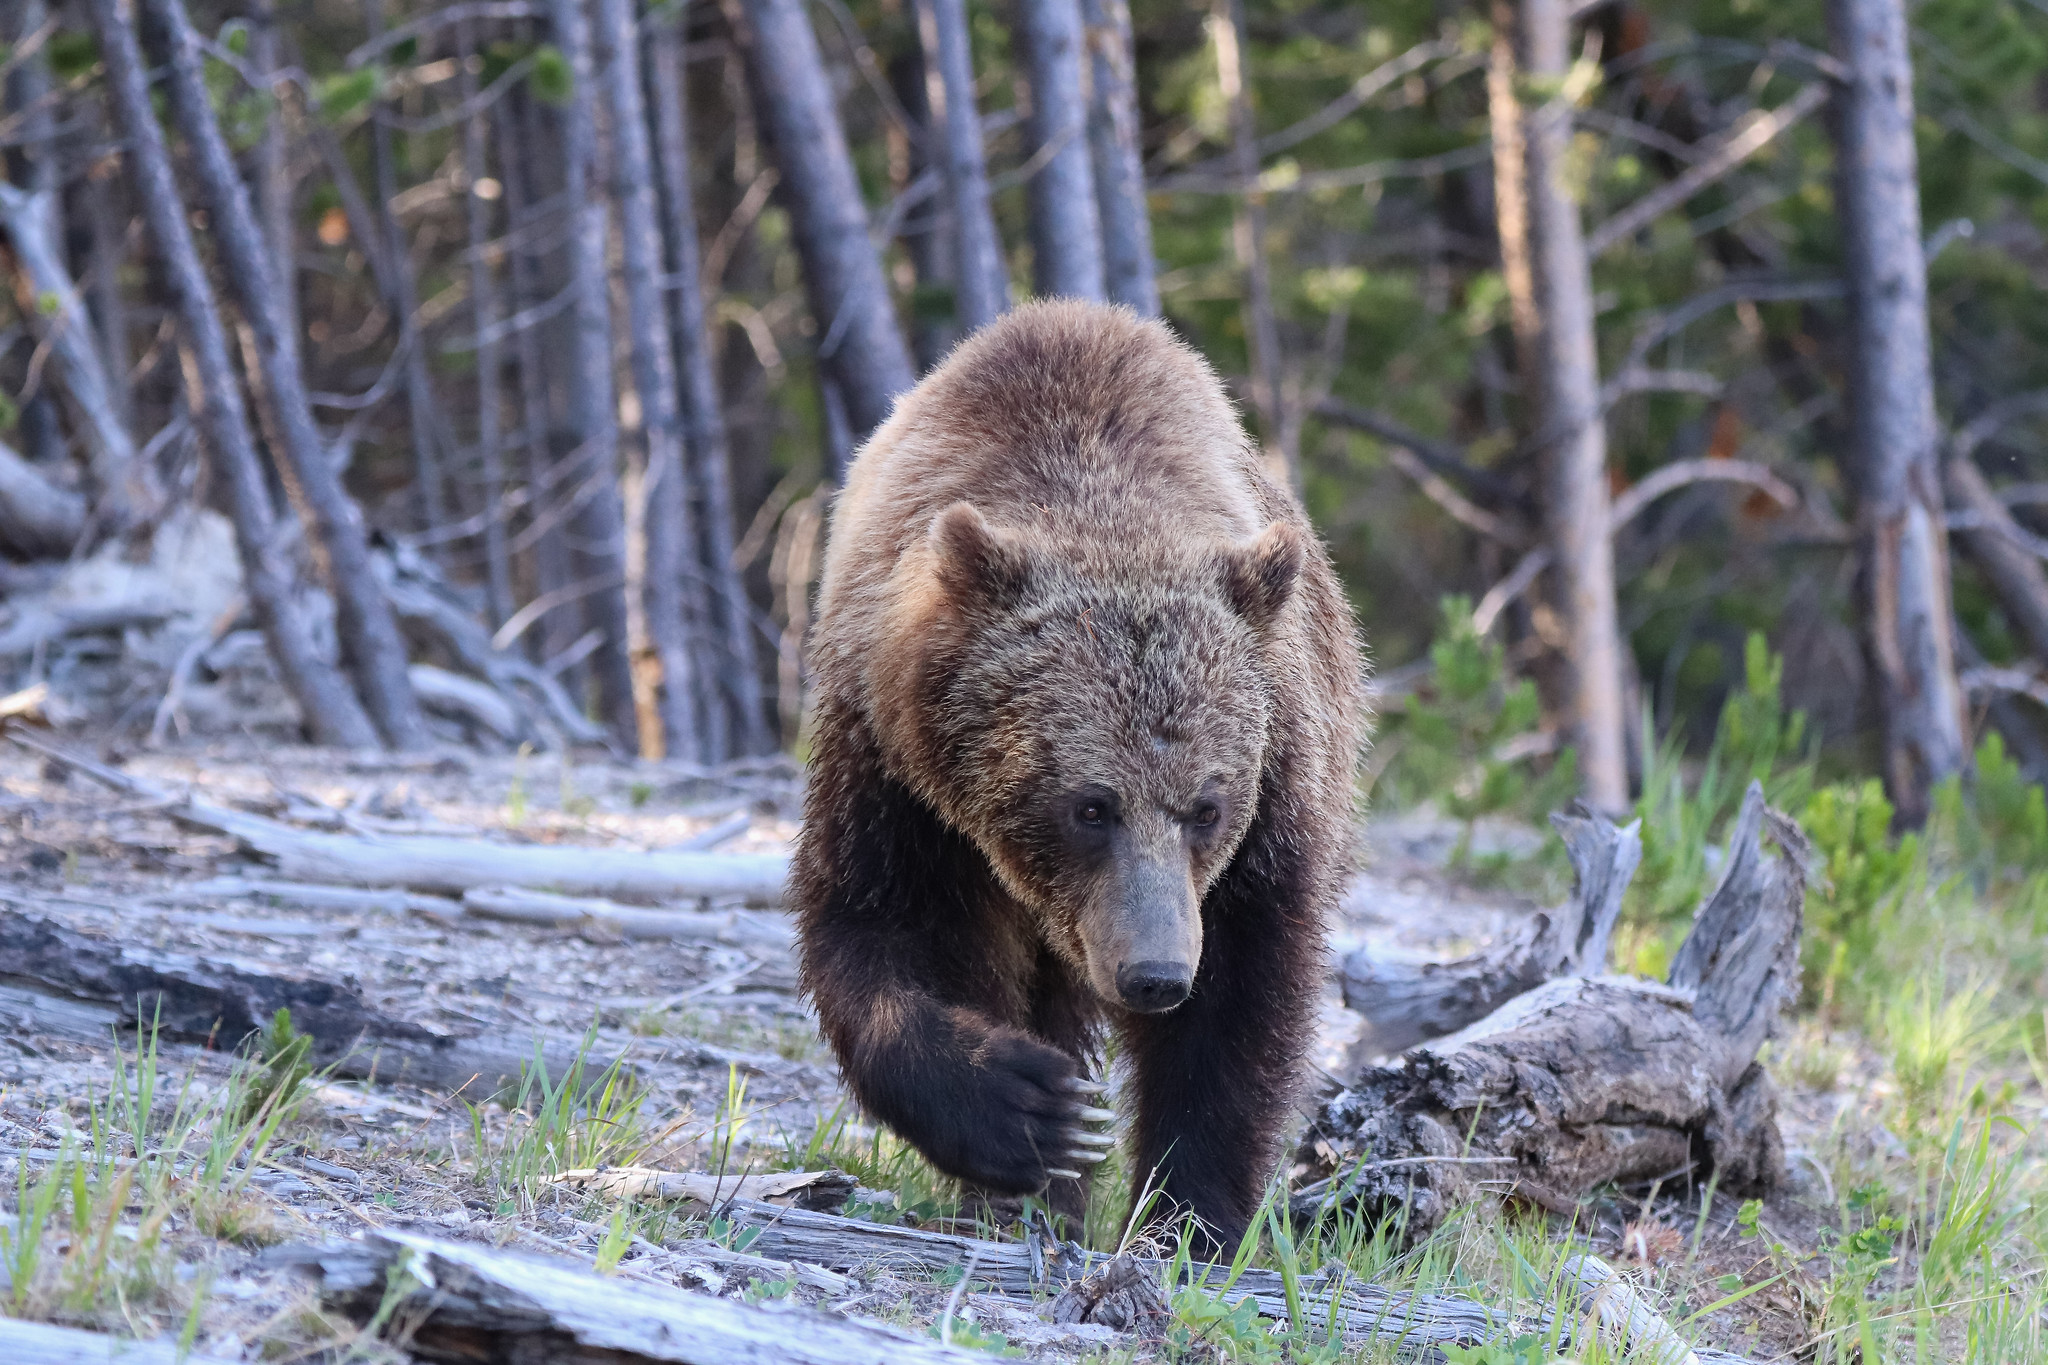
top-left (919, 503), bottom-right (1302, 1013)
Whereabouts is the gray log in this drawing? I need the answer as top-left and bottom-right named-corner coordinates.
top-left (150, 0), bottom-right (431, 752)
top-left (1338, 805), bottom-right (1640, 1056)
top-left (0, 436), bottom-right (83, 556)
top-left (917, 0), bottom-right (1008, 331)
top-left (0, 909), bottom-right (618, 1095)
top-left (0, 1318), bottom-right (241, 1364)
top-left (1080, 0), bottom-right (1156, 314)
top-left (1307, 784), bottom-right (1802, 1237)
top-left (286, 1230), bottom-right (1001, 1364)
top-left (1828, 0), bottom-right (1967, 824)
top-left (1945, 453), bottom-right (2048, 665)
top-left (600, 0), bottom-right (706, 762)
top-left (549, 0), bottom-right (640, 747)
top-left (648, 18), bottom-right (773, 757)
top-left (1017, 0), bottom-right (1105, 300)
top-left (83, 0), bottom-right (380, 749)
top-left (738, 0), bottom-right (917, 437)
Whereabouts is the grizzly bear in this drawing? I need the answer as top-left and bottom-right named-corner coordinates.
top-left (793, 300), bottom-right (1364, 1250)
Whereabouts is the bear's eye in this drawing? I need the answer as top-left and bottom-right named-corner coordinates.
top-left (1192, 802), bottom-right (1221, 828)
top-left (1077, 801), bottom-right (1108, 827)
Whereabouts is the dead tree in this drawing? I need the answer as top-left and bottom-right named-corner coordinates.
top-left (917, 0), bottom-right (1008, 332)
top-left (887, 39), bottom-right (958, 371)
top-left (649, 14), bottom-right (774, 756)
top-left (1081, 0), bottom-right (1156, 315)
top-left (602, 0), bottom-right (706, 761)
top-left (1017, 0), bottom-right (1103, 301)
top-left (456, 15), bottom-right (514, 628)
top-left (1306, 786), bottom-right (1802, 1237)
top-left (83, 0), bottom-right (380, 748)
top-left (151, 0), bottom-right (431, 752)
top-left (1213, 0), bottom-right (1280, 464)
top-left (1829, 0), bottom-right (1966, 823)
top-left (735, 0), bottom-right (916, 439)
top-left (551, 0), bottom-right (641, 747)
top-left (1513, 0), bottom-right (1629, 814)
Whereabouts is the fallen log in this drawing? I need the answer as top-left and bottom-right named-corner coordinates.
top-left (1302, 784), bottom-right (1804, 1236)
top-left (553, 1166), bottom-right (855, 1210)
top-left (0, 1317), bottom-right (241, 1364)
top-left (0, 908), bottom-right (625, 1095)
top-left (461, 886), bottom-right (793, 950)
top-left (0, 439), bottom-right (85, 558)
top-left (1338, 804), bottom-right (1641, 1057)
top-left (408, 661), bottom-right (526, 742)
top-left (283, 1229), bottom-right (1001, 1365)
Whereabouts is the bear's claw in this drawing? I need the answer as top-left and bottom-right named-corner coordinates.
top-left (1065, 1078), bottom-right (1110, 1096)
top-left (1046, 1168), bottom-right (1084, 1181)
top-left (1074, 1105), bottom-right (1117, 1124)
top-left (1067, 1128), bottom-right (1114, 1148)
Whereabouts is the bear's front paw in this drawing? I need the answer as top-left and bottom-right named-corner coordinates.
top-left (941, 1033), bottom-right (1112, 1195)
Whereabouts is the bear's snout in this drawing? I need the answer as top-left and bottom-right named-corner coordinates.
top-left (1115, 959), bottom-right (1193, 1012)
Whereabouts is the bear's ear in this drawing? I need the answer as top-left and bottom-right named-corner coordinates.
top-left (1220, 521), bottom-right (1305, 628)
top-left (929, 502), bottom-right (1032, 607)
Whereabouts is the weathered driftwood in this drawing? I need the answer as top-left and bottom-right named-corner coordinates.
top-left (177, 801), bottom-right (790, 906)
top-left (286, 1229), bottom-right (998, 1365)
top-left (0, 909), bottom-right (623, 1095)
top-left (461, 886), bottom-right (793, 950)
top-left (553, 1166), bottom-right (855, 1210)
top-left (1303, 785), bottom-right (1804, 1236)
top-left (1339, 805), bottom-right (1642, 1056)
top-left (1563, 1253), bottom-right (1700, 1365)
top-left (708, 1198), bottom-right (1761, 1363)
top-left (0, 1317), bottom-right (241, 1364)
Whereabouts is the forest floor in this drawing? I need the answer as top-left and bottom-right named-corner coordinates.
top-left (0, 737), bottom-right (1903, 1361)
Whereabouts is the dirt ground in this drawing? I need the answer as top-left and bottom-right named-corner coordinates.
top-left (0, 735), bottom-right (1835, 1360)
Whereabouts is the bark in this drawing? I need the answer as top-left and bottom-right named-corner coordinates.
top-left (1306, 786), bottom-right (1803, 1239)
top-left (253, 0), bottom-right (297, 349)
top-left (916, 0), bottom-right (1007, 332)
top-left (151, 0), bottom-right (432, 752)
top-left (0, 1319), bottom-right (242, 1363)
top-left (550, 0), bottom-right (641, 746)
top-left (457, 17), bottom-right (514, 628)
top-left (1017, 0), bottom-right (1103, 301)
top-left (602, 0), bottom-right (706, 762)
top-left (0, 908), bottom-right (621, 1094)
top-left (1828, 0), bottom-right (1966, 824)
top-left (1517, 0), bottom-right (1629, 813)
top-left (83, 0), bottom-right (379, 749)
top-left (0, 435), bottom-right (83, 556)
top-left (886, 38), bottom-right (957, 370)
top-left (734, 0), bottom-right (917, 438)
top-left (365, 0), bottom-right (447, 539)
top-left (648, 18), bottom-right (773, 756)
top-left (0, 183), bottom-right (157, 531)
top-left (1212, 0), bottom-right (1280, 469)
top-left (1338, 805), bottom-right (1641, 1057)
top-left (1080, 0), bottom-right (1156, 315)
top-left (1947, 455), bottom-right (2048, 664)
top-left (498, 85), bottom-right (577, 668)
top-left (288, 1230), bottom-right (1005, 1365)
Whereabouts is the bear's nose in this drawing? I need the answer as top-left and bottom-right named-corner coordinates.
top-left (1115, 960), bottom-right (1192, 1013)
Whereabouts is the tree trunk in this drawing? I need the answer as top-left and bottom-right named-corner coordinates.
top-left (83, 0), bottom-right (380, 749)
top-left (649, 16), bottom-right (773, 756)
top-left (733, 0), bottom-right (916, 439)
top-left (151, 0), bottom-right (432, 752)
top-left (253, 0), bottom-right (297, 350)
top-left (916, 0), bottom-right (1007, 333)
top-left (1828, 0), bottom-right (1966, 824)
top-left (551, 0), bottom-right (641, 747)
top-left (887, 37), bottom-right (957, 372)
top-left (1080, 0), bottom-right (1155, 316)
top-left (499, 85), bottom-right (577, 670)
top-left (1517, 0), bottom-right (1629, 814)
top-left (601, 0), bottom-right (706, 763)
top-left (1017, 0), bottom-right (1103, 301)
top-left (365, 0), bottom-right (447, 542)
top-left (1212, 0), bottom-right (1281, 473)
top-left (457, 16), bottom-right (514, 629)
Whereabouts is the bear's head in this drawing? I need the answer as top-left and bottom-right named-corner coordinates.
top-left (909, 500), bottom-right (1304, 1014)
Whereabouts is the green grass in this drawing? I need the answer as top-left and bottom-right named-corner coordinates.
top-left (465, 1027), bottom-right (647, 1211)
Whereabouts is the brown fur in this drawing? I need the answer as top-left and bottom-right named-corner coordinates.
top-left (794, 300), bottom-right (1366, 1249)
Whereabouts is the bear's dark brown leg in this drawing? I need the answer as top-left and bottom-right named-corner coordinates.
top-left (794, 708), bottom-right (1095, 1198)
top-left (1116, 792), bottom-right (1325, 1258)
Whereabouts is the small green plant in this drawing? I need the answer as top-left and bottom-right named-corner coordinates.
top-left (1884, 978), bottom-right (1998, 1119)
top-left (1440, 1336), bottom-right (1557, 1365)
top-left (628, 781), bottom-right (655, 809)
top-left (468, 1027), bottom-right (645, 1208)
top-left (505, 742), bottom-right (533, 826)
top-left (1803, 779), bottom-right (1921, 1006)
top-left (237, 1006), bottom-right (317, 1124)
